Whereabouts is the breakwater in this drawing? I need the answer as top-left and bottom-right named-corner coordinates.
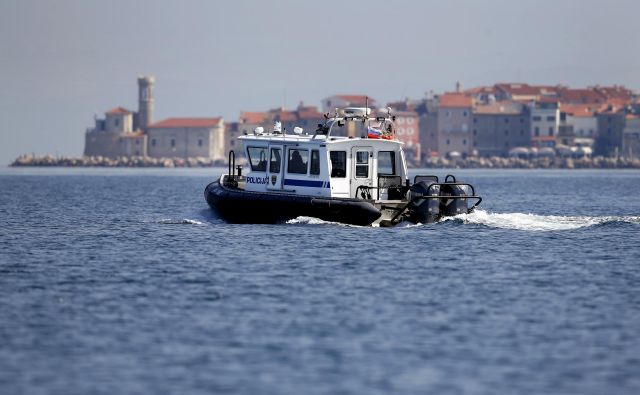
top-left (422, 156), bottom-right (640, 169)
top-left (10, 155), bottom-right (225, 168)
top-left (9, 154), bottom-right (640, 169)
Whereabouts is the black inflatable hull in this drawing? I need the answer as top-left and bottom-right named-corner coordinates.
top-left (205, 180), bottom-right (382, 226)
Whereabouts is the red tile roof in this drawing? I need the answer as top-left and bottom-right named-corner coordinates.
top-left (106, 107), bottom-right (132, 115)
top-left (297, 108), bottom-right (325, 120)
top-left (495, 83), bottom-right (558, 99)
top-left (439, 93), bottom-right (473, 108)
top-left (556, 88), bottom-right (605, 104)
top-left (148, 117), bottom-right (222, 128)
top-left (594, 86), bottom-right (633, 101)
top-left (560, 104), bottom-right (596, 118)
top-left (239, 111), bottom-right (267, 124)
top-left (274, 110), bottom-right (297, 122)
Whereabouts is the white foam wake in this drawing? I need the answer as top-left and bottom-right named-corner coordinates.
top-left (286, 216), bottom-right (354, 227)
top-left (156, 218), bottom-right (204, 225)
top-left (444, 209), bottom-right (640, 231)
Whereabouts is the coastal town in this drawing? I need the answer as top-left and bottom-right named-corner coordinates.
top-left (12, 76), bottom-right (640, 168)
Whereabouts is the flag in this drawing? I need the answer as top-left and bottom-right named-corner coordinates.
top-left (367, 126), bottom-right (382, 139)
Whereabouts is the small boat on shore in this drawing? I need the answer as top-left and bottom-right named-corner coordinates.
top-left (204, 107), bottom-right (482, 226)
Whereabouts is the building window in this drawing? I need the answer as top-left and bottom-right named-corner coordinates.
top-left (329, 151), bottom-right (346, 178)
top-left (171, 139), bottom-right (176, 147)
top-left (446, 139), bottom-right (450, 145)
top-left (287, 149), bottom-right (309, 174)
top-left (310, 150), bottom-right (320, 175)
top-left (115, 119), bottom-right (119, 127)
top-left (136, 139), bottom-right (140, 145)
top-left (534, 127), bottom-right (540, 136)
top-left (533, 116), bottom-right (541, 121)
top-left (504, 118), bottom-right (509, 123)
top-left (546, 116), bottom-right (555, 121)
top-left (198, 139), bottom-right (203, 147)
top-left (463, 111), bottom-right (468, 117)
top-left (463, 139), bottom-right (467, 145)
top-left (473, 118), bottom-right (477, 124)
top-left (548, 127), bottom-right (553, 136)
top-left (520, 118), bottom-right (524, 123)
top-left (473, 129), bottom-right (477, 135)
top-left (355, 151), bottom-right (369, 178)
top-left (151, 139), bottom-right (156, 147)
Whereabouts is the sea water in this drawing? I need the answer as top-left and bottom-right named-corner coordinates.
top-left (1, 168), bottom-right (639, 395)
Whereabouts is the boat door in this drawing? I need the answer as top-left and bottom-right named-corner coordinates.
top-left (267, 145), bottom-right (284, 190)
top-left (350, 146), bottom-right (373, 199)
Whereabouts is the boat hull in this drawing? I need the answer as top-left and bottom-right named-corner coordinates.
top-left (204, 179), bottom-right (382, 226)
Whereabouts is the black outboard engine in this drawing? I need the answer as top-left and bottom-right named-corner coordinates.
top-left (439, 175), bottom-right (468, 216)
top-left (407, 180), bottom-right (440, 223)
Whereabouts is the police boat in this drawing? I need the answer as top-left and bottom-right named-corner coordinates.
top-left (204, 107), bottom-right (482, 227)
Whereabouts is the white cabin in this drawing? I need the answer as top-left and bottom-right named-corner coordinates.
top-left (238, 110), bottom-right (409, 200)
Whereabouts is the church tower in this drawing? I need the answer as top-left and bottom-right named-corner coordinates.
top-left (137, 76), bottom-right (155, 130)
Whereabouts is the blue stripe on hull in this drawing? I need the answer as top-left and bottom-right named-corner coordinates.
top-left (283, 179), bottom-right (330, 188)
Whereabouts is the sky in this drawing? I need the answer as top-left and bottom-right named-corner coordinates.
top-left (1, 0), bottom-right (639, 164)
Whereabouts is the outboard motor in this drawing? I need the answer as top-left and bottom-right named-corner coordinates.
top-left (407, 181), bottom-right (440, 223)
top-left (439, 175), bottom-right (468, 216)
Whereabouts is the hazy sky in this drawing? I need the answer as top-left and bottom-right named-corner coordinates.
top-left (1, 0), bottom-right (638, 164)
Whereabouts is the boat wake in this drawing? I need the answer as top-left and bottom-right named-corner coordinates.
top-left (443, 209), bottom-right (640, 231)
top-left (285, 216), bottom-right (359, 227)
top-left (155, 218), bottom-right (205, 225)
top-left (284, 211), bottom-right (640, 231)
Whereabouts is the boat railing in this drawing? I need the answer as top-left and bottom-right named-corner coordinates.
top-left (225, 150), bottom-right (238, 187)
top-left (354, 175), bottom-right (405, 200)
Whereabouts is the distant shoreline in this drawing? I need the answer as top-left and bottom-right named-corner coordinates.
top-left (10, 154), bottom-right (640, 169)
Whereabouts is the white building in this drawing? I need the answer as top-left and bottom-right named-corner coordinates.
top-left (530, 99), bottom-right (560, 147)
top-left (147, 118), bottom-right (225, 161)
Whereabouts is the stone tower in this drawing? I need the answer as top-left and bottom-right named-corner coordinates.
top-left (137, 76), bottom-right (155, 130)
top-left (455, 80), bottom-right (463, 93)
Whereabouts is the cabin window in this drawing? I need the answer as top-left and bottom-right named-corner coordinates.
top-left (310, 150), bottom-right (320, 175)
top-left (377, 151), bottom-right (395, 175)
top-left (247, 146), bottom-right (267, 172)
top-left (269, 148), bottom-right (281, 173)
top-left (287, 149), bottom-right (308, 174)
top-left (329, 151), bottom-right (346, 178)
top-left (355, 151), bottom-right (369, 178)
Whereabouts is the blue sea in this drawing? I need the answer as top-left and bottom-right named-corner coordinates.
top-left (1, 167), bottom-right (639, 395)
